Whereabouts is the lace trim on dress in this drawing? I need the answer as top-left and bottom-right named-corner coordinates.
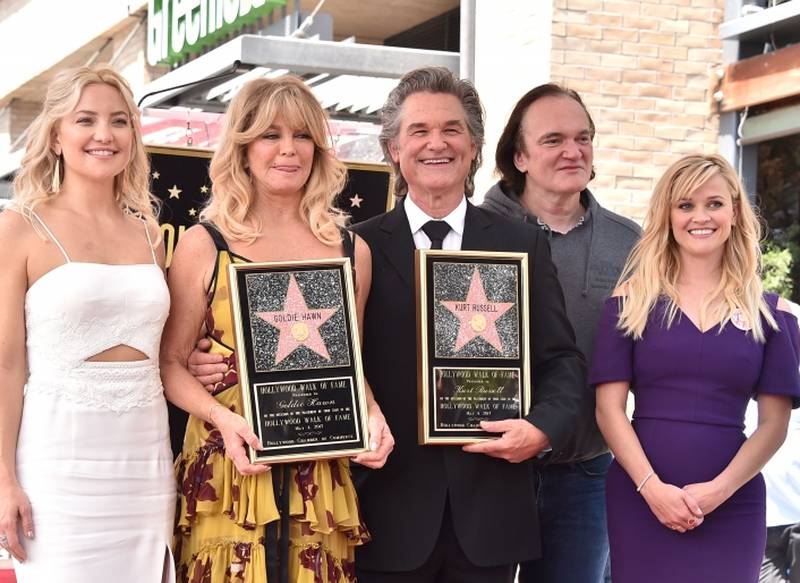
top-left (26, 311), bottom-right (165, 365)
top-left (26, 363), bottom-right (164, 414)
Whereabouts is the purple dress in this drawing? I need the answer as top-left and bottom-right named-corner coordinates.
top-left (590, 293), bottom-right (800, 583)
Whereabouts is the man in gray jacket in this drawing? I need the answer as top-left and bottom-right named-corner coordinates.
top-left (481, 84), bottom-right (640, 583)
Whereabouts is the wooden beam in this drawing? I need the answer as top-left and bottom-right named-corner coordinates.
top-left (719, 43), bottom-right (800, 112)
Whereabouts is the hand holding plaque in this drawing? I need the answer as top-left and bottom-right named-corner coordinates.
top-left (416, 251), bottom-right (531, 444)
top-left (228, 258), bottom-right (369, 463)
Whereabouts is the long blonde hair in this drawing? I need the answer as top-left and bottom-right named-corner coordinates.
top-left (12, 65), bottom-right (158, 236)
top-left (617, 154), bottom-right (776, 342)
top-left (201, 75), bottom-right (347, 245)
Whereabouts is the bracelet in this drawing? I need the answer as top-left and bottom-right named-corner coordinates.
top-left (207, 402), bottom-right (221, 425)
top-left (636, 471), bottom-right (655, 493)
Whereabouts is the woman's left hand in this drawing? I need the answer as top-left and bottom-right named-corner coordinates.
top-left (352, 403), bottom-right (394, 469)
top-left (682, 480), bottom-right (730, 516)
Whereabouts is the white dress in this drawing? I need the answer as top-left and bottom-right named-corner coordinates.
top-left (13, 213), bottom-right (176, 583)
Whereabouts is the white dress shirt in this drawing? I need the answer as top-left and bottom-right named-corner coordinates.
top-left (404, 194), bottom-right (466, 251)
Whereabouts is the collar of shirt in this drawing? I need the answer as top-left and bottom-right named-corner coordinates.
top-left (404, 194), bottom-right (467, 250)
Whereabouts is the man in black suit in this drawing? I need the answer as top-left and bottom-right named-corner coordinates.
top-left (352, 67), bottom-right (586, 582)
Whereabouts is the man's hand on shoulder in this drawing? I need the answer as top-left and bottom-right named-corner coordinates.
top-left (462, 419), bottom-right (550, 463)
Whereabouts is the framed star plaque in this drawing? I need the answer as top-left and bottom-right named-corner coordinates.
top-left (415, 250), bottom-right (531, 445)
top-left (228, 258), bottom-right (369, 463)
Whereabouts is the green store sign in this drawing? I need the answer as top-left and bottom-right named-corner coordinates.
top-left (147, 0), bottom-right (286, 66)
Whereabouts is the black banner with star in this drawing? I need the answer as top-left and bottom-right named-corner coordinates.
top-left (147, 146), bottom-right (395, 269)
top-left (146, 145), bottom-right (394, 456)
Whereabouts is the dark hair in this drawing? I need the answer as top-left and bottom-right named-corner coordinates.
top-left (379, 67), bottom-right (484, 197)
top-left (495, 83), bottom-right (596, 195)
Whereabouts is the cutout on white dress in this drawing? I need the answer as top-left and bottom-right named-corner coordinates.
top-left (85, 344), bottom-right (149, 362)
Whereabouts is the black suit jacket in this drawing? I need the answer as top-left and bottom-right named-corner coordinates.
top-left (352, 201), bottom-right (586, 571)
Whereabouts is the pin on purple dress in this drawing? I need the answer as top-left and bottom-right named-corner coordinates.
top-left (590, 293), bottom-right (800, 583)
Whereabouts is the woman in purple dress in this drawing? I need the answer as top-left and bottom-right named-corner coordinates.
top-left (591, 154), bottom-right (800, 583)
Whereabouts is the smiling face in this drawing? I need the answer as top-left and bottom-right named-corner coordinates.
top-left (388, 91), bottom-right (477, 203)
top-left (670, 173), bottom-right (736, 263)
top-left (245, 117), bottom-right (315, 199)
top-left (514, 95), bottom-right (593, 199)
top-left (53, 83), bottom-right (133, 187)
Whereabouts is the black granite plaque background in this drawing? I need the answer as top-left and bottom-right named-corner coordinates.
top-left (432, 367), bottom-right (522, 432)
top-left (244, 269), bottom-right (351, 373)
top-left (253, 376), bottom-right (361, 452)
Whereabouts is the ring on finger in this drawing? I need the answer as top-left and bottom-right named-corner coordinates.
top-left (0, 533), bottom-right (8, 546)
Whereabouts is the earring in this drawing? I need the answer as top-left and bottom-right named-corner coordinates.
top-left (51, 154), bottom-right (62, 193)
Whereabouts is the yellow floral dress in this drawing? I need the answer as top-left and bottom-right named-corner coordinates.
top-left (174, 225), bottom-right (369, 583)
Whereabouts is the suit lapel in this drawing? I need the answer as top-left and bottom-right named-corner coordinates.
top-left (461, 201), bottom-right (493, 251)
top-left (376, 201), bottom-right (494, 285)
top-left (378, 203), bottom-right (416, 286)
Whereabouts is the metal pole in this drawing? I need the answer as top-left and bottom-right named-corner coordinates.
top-left (460, 0), bottom-right (476, 81)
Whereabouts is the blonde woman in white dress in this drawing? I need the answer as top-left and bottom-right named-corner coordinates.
top-left (0, 66), bottom-right (175, 582)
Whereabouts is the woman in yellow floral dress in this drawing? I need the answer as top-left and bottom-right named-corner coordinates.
top-left (160, 75), bottom-right (394, 583)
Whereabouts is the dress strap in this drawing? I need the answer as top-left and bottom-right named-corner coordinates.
top-left (201, 222), bottom-right (229, 252)
top-left (30, 210), bottom-right (71, 263)
top-left (200, 222), bottom-right (229, 312)
top-left (341, 228), bottom-right (359, 294)
top-left (341, 227), bottom-right (356, 265)
top-left (141, 218), bottom-right (158, 264)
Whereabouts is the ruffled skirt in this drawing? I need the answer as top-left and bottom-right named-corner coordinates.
top-left (174, 386), bottom-right (369, 583)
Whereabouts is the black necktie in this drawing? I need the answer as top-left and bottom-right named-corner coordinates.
top-left (421, 220), bottom-right (451, 250)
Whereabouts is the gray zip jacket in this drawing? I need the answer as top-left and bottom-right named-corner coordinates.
top-left (481, 181), bottom-right (641, 463)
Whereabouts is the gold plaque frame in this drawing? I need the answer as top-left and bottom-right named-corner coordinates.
top-left (228, 257), bottom-right (369, 463)
top-left (415, 250), bottom-right (532, 445)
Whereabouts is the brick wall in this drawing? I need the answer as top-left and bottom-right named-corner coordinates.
top-left (550, 0), bottom-right (724, 223)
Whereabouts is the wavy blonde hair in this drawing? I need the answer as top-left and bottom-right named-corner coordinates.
top-left (617, 154), bottom-right (776, 342)
top-left (12, 65), bottom-right (159, 237)
top-left (202, 75), bottom-right (347, 245)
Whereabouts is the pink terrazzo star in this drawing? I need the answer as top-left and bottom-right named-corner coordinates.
top-left (256, 274), bottom-right (338, 365)
top-left (441, 267), bottom-right (514, 353)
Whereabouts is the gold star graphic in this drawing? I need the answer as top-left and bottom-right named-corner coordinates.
top-left (168, 185), bottom-right (182, 199)
top-left (152, 171), bottom-right (160, 180)
top-left (188, 208), bottom-right (197, 217)
top-left (200, 185), bottom-right (209, 194)
top-left (349, 193), bottom-right (363, 208)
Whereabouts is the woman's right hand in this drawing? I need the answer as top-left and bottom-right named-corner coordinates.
top-left (209, 405), bottom-right (270, 477)
top-left (0, 481), bottom-right (34, 562)
top-left (640, 477), bottom-right (704, 533)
